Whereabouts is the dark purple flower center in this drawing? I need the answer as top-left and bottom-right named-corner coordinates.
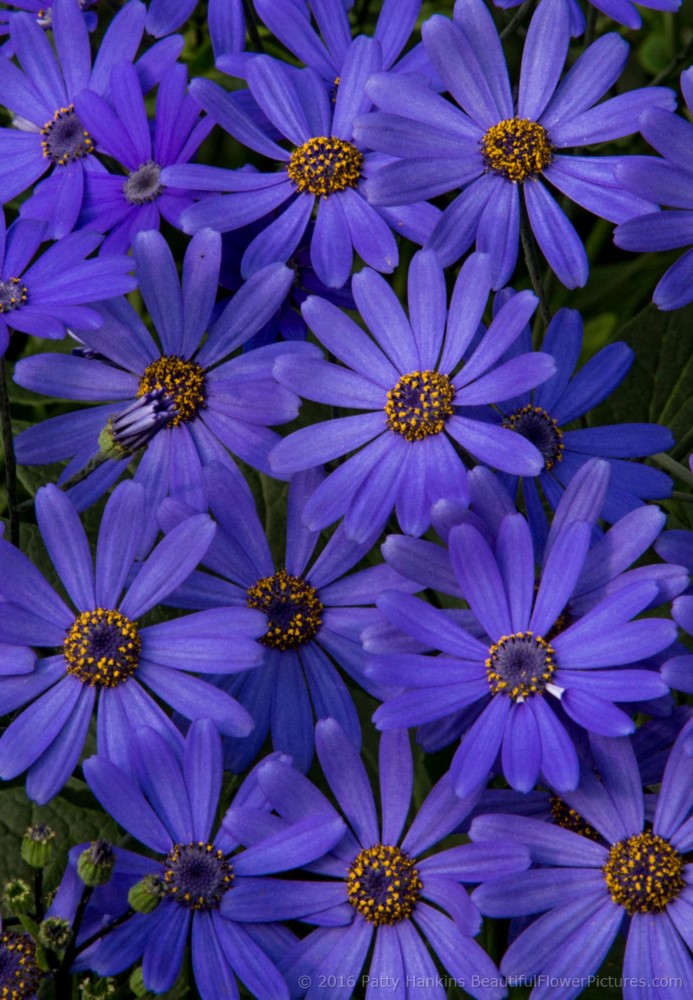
top-left (41, 105), bottom-right (95, 165)
top-left (0, 278), bottom-right (27, 314)
top-left (549, 796), bottom-right (600, 841)
top-left (385, 370), bottom-right (455, 442)
top-left (486, 631), bottom-right (556, 701)
top-left (163, 842), bottom-right (234, 910)
top-left (0, 932), bottom-right (42, 999)
top-left (287, 136), bottom-right (363, 197)
top-left (481, 117), bottom-right (554, 182)
top-left (246, 569), bottom-right (323, 650)
top-left (63, 608), bottom-right (141, 687)
top-left (347, 844), bottom-right (422, 926)
top-left (100, 390), bottom-right (177, 458)
top-left (501, 405), bottom-right (564, 471)
top-left (603, 833), bottom-right (684, 914)
top-left (123, 161), bottom-right (164, 205)
top-left (137, 355), bottom-right (206, 427)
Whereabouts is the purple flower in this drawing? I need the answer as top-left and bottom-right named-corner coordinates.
top-left (270, 250), bottom-right (555, 542)
top-left (0, 211), bottom-right (135, 356)
top-left (368, 490), bottom-right (676, 798)
top-left (0, 0), bottom-right (182, 239)
top-left (162, 40), bottom-right (439, 288)
top-left (0, 482), bottom-right (266, 803)
top-left (491, 0), bottom-right (679, 34)
top-left (354, 0), bottom-right (674, 288)
top-left (471, 728), bottom-right (693, 999)
top-left (82, 719), bottom-right (346, 998)
top-left (72, 61), bottom-right (213, 254)
top-left (222, 719), bottom-right (530, 1000)
top-left (615, 69), bottom-right (693, 310)
top-left (0, 0), bottom-right (98, 49)
top-left (159, 461), bottom-right (416, 773)
top-left (12, 229), bottom-right (302, 548)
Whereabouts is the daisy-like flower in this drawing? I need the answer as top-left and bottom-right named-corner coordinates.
top-left (0, 211), bottom-right (135, 356)
top-left (82, 719), bottom-right (346, 999)
top-left (163, 39), bottom-right (439, 289)
top-left (221, 720), bottom-right (530, 1000)
top-left (270, 250), bottom-right (555, 543)
top-left (0, 0), bottom-right (98, 48)
top-left (12, 229), bottom-right (302, 548)
top-left (0, 0), bottom-right (182, 239)
top-left (615, 69), bottom-right (693, 310)
top-left (160, 461), bottom-right (416, 773)
top-left (354, 0), bottom-right (674, 288)
top-left (491, 306), bottom-right (673, 551)
top-left (0, 481), bottom-right (267, 804)
top-left (72, 61), bottom-right (213, 254)
top-left (471, 727), bottom-right (693, 999)
top-left (368, 501), bottom-right (676, 799)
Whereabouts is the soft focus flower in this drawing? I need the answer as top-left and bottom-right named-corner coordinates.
top-left (355, 0), bottom-right (673, 287)
top-left (83, 719), bottom-right (346, 999)
top-left (471, 727), bottom-right (693, 1000)
top-left (0, 482), bottom-right (266, 802)
top-left (271, 250), bottom-right (555, 542)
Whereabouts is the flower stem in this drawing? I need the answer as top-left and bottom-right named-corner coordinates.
top-left (243, 0), bottom-right (264, 52)
top-left (519, 201), bottom-right (552, 327)
top-left (73, 908), bottom-right (135, 957)
top-left (53, 885), bottom-right (93, 996)
top-left (0, 358), bottom-right (19, 546)
top-left (500, 0), bottom-right (534, 39)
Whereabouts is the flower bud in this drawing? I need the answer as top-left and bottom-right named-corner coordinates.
top-left (77, 840), bottom-right (115, 887)
top-left (128, 874), bottom-right (165, 914)
top-left (3, 878), bottom-right (31, 914)
top-left (21, 825), bottom-right (56, 869)
top-left (38, 917), bottom-right (71, 951)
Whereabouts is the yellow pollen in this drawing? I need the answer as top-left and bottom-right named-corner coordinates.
top-left (162, 841), bottom-right (234, 911)
top-left (603, 832), bottom-right (684, 915)
top-left (40, 104), bottom-right (95, 166)
top-left (247, 569), bottom-right (323, 651)
top-left (347, 844), bottom-right (422, 926)
top-left (63, 608), bottom-right (141, 688)
top-left (485, 631), bottom-right (556, 701)
top-left (385, 370), bottom-right (455, 442)
top-left (287, 136), bottom-right (363, 197)
top-left (549, 796), bottom-right (600, 841)
top-left (137, 355), bottom-right (206, 426)
top-left (0, 278), bottom-right (28, 313)
top-left (481, 118), bottom-right (554, 183)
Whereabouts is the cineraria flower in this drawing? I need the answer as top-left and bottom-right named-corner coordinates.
top-left (72, 61), bottom-right (213, 254)
top-left (160, 461), bottom-right (416, 772)
top-left (368, 504), bottom-right (676, 799)
top-left (221, 720), bottom-right (530, 1000)
top-left (471, 728), bottom-right (693, 999)
top-left (614, 70), bottom-right (693, 310)
top-left (0, 0), bottom-right (98, 48)
top-left (354, 0), bottom-right (673, 288)
top-left (270, 250), bottom-right (555, 542)
top-left (0, 929), bottom-right (42, 998)
top-left (0, 481), bottom-right (267, 803)
top-left (0, 212), bottom-right (135, 356)
top-left (491, 307), bottom-right (673, 550)
top-left (163, 39), bottom-right (440, 288)
top-left (0, 0), bottom-right (182, 239)
top-left (12, 229), bottom-right (303, 548)
top-left (83, 720), bottom-right (345, 998)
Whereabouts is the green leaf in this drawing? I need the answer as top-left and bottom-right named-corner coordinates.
top-left (589, 300), bottom-right (693, 464)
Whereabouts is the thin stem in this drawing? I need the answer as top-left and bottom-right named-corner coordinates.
top-left (53, 885), bottom-right (93, 996)
top-left (356, 0), bottom-right (373, 27)
top-left (0, 358), bottom-right (19, 546)
top-left (73, 907), bottom-right (135, 957)
top-left (34, 869), bottom-right (44, 924)
top-left (672, 491), bottom-right (693, 504)
top-left (500, 0), bottom-right (534, 40)
top-left (13, 452), bottom-right (111, 515)
top-left (519, 200), bottom-right (552, 327)
top-left (651, 34), bottom-right (693, 87)
top-left (242, 0), bottom-right (264, 52)
top-left (652, 452), bottom-right (693, 486)
top-left (582, 5), bottom-right (597, 49)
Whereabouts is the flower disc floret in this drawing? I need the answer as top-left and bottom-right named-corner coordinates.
top-left (40, 105), bottom-right (95, 166)
top-left (137, 356), bottom-right (206, 427)
top-left (481, 118), bottom-right (554, 183)
top-left (549, 796), bottom-right (600, 842)
top-left (501, 405), bottom-right (564, 470)
top-left (385, 370), bottom-right (455, 442)
top-left (347, 844), bottom-right (422, 927)
top-left (603, 832), bottom-right (684, 915)
top-left (486, 631), bottom-right (556, 700)
top-left (63, 609), bottom-right (141, 688)
top-left (163, 842), bottom-right (234, 911)
top-left (0, 930), bottom-right (42, 999)
top-left (0, 278), bottom-right (28, 314)
top-left (287, 136), bottom-right (363, 197)
top-left (246, 569), bottom-right (323, 650)
top-left (123, 161), bottom-right (164, 205)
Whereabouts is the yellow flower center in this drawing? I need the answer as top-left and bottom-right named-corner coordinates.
top-left (63, 609), bottom-right (141, 688)
top-left (603, 832), bottom-right (684, 915)
top-left (347, 844), bottom-right (422, 926)
top-left (287, 136), bottom-right (363, 197)
top-left (137, 355), bottom-right (206, 427)
top-left (385, 370), bottom-right (455, 442)
top-left (481, 118), bottom-right (554, 183)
